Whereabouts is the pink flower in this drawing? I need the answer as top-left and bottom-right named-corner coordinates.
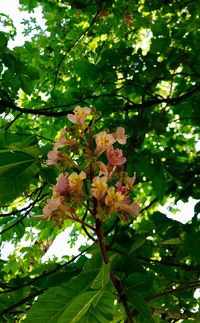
top-left (58, 136), bottom-right (78, 147)
top-left (57, 128), bottom-right (78, 147)
top-left (116, 182), bottom-right (127, 195)
top-left (105, 187), bottom-right (124, 211)
top-left (107, 146), bottom-right (126, 166)
top-left (125, 174), bottom-right (136, 190)
top-left (115, 127), bottom-right (129, 145)
top-left (95, 131), bottom-right (116, 156)
top-left (46, 149), bottom-right (68, 165)
top-left (46, 150), bottom-right (59, 165)
top-left (116, 182), bottom-right (130, 203)
top-left (53, 173), bottom-right (69, 194)
top-left (68, 171), bottom-right (86, 194)
top-left (119, 202), bottom-right (139, 217)
top-left (97, 161), bottom-right (109, 177)
top-left (43, 197), bottom-right (62, 219)
top-left (91, 176), bottom-right (107, 200)
top-left (67, 106), bottom-right (91, 130)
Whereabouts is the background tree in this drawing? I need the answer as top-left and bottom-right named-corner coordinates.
top-left (0, 0), bottom-right (200, 322)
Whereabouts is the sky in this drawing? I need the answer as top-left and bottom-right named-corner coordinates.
top-left (0, 0), bottom-right (199, 261)
top-left (0, 0), bottom-right (45, 47)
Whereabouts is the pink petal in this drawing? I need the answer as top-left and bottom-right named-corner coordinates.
top-left (115, 127), bottom-right (128, 145)
top-left (46, 150), bottom-right (59, 165)
top-left (53, 173), bottom-right (69, 194)
top-left (67, 114), bottom-right (77, 124)
top-left (119, 202), bottom-right (139, 217)
top-left (43, 205), bottom-right (52, 218)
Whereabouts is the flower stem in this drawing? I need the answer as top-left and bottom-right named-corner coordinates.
top-left (67, 214), bottom-right (95, 231)
top-left (95, 218), bottom-right (133, 323)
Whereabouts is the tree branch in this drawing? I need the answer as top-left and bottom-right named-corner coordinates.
top-left (1, 82), bottom-right (200, 118)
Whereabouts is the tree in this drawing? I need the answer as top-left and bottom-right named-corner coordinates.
top-left (0, 0), bottom-right (200, 322)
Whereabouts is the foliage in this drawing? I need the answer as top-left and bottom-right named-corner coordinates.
top-left (0, 0), bottom-right (200, 322)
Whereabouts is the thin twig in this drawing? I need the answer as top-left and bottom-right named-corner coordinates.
top-left (134, 255), bottom-right (200, 271)
top-left (82, 224), bottom-right (96, 242)
top-left (67, 214), bottom-right (95, 231)
top-left (0, 290), bottom-right (44, 317)
top-left (124, 281), bottom-right (200, 321)
top-left (0, 194), bottom-right (47, 235)
top-left (1, 245), bottom-right (92, 293)
top-left (4, 112), bottom-right (23, 130)
top-left (51, 9), bottom-right (101, 96)
top-left (146, 281), bottom-right (200, 303)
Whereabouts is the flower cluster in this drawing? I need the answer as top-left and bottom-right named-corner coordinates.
top-left (43, 106), bottom-right (139, 225)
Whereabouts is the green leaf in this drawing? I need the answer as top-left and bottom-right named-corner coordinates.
top-left (25, 268), bottom-right (114, 323)
top-left (129, 291), bottom-right (155, 323)
top-left (150, 37), bottom-right (170, 53)
top-left (58, 290), bottom-right (102, 323)
top-left (162, 237), bottom-right (182, 245)
top-left (126, 273), bottom-right (147, 288)
top-left (194, 201), bottom-right (200, 214)
top-left (79, 289), bottom-right (114, 323)
top-left (0, 31), bottom-right (8, 53)
top-left (0, 153), bottom-right (40, 203)
top-left (0, 132), bottom-right (41, 203)
top-left (91, 262), bottom-right (110, 290)
top-left (151, 165), bottom-right (167, 200)
top-left (25, 270), bottom-right (98, 323)
top-left (129, 238), bottom-right (146, 254)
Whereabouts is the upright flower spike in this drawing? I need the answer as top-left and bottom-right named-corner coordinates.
top-left (43, 108), bottom-right (139, 226)
top-left (107, 146), bottom-right (126, 166)
top-left (95, 131), bottom-right (115, 156)
top-left (67, 106), bottom-right (91, 130)
top-left (91, 176), bottom-right (108, 200)
top-left (68, 171), bottom-right (86, 194)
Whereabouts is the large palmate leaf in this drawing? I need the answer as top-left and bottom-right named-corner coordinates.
top-left (25, 265), bottom-right (114, 323)
top-left (0, 131), bottom-right (41, 204)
